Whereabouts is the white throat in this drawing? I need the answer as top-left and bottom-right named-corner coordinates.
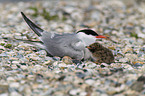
top-left (77, 32), bottom-right (96, 46)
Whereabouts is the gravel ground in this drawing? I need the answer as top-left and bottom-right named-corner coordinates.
top-left (0, 0), bottom-right (145, 96)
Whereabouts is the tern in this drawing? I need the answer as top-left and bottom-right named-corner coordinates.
top-left (21, 12), bottom-right (107, 61)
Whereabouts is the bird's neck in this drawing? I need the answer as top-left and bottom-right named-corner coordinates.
top-left (77, 32), bottom-right (96, 46)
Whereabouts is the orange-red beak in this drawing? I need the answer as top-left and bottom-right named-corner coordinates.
top-left (96, 35), bottom-right (107, 38)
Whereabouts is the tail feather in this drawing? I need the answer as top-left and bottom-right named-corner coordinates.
top-left (21, 12), bottom-right (43, 36)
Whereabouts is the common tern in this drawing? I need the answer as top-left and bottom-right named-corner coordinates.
top-left (21, 12), bottom-right (107, 61)
top-left (86, 42), bottom-right (115, 64)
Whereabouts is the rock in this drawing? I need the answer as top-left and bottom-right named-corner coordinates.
top-left (12, 61), bottom-right (19, 64)
top-left (9, 82), bottom-right (20, 88)
top-left (76, 72), bottom-right (85, 79)
top-left (0, 46), bottom-right (5, 50)
top-left (85, 79), bottom-right (95, 85)
top-left (0, 93), bottom-right (9, 96)
top-left (87, 62), bottom-right (97, 68)
top-left (69, 89), bottom-right (81, 95)
top-left (79, 92), bottom-right (87, 96)
top-left (62, 56), bottom-right (73, 64)
top-left (10, 92), bottom-right (21, 96)
top-left (20, 65), bottom-right (28, 70)
top-left (0, 52), bottom-right (7, 57)
top-left (7, 77), bottom-right (15, 82)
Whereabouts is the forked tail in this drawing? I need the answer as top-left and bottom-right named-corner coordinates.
top-left (21, 12), bottom-right (43, 36)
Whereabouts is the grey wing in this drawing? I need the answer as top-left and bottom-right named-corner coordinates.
top-left (41, 34), bottom-right (85, 60)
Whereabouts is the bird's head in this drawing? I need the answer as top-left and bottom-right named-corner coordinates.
top-left (76, 29), bottom-right (107, 46)
top-left (77, 29), bottom-right (107, 39)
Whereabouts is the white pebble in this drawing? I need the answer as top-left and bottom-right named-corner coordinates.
top-left (9, 82), bottom-right (20, 88)
top-left (12, 61), bottom-right (19, 64)
top-left (69, 89), bottom-right (81, 95)
top-left (21, 65), bottom-right (28, 70)
top-left (7, 77), bottom-right (15, 82)
top-left (10, 91), bottom-right (21, 96)
top-left (85, 79), bottom-right (95, 85)
top-left (80, 92), bottom-right (87, 96)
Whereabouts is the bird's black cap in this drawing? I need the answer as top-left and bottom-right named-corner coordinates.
top-left (77, 29), bottom-right (99, 36)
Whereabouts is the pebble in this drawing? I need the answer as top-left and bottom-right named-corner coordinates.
top-left (0, 53), bottom-right (7, 57)
top-left (10, 92), bottom-right (21, 96)
top-left (87, 62), bottom-right (97, 68)
top-left (7, 77), bottom-right (15, 82)
top-left (9, 82), bottom-right (20, 88)
top-left (12, 61), bottom-right (19, 64)
top-left (62, 56), bottom-right (73, 64)
top-left (69, 89), bottom-right (81, 95)
top-left (20, 65), bottom-right (28, 70)
top-left (0, 93), bottom-right (9, 96)
top-left (85, 79), bottom-right (95, 85)
top-left (79, 92), bottom-right (87, 96)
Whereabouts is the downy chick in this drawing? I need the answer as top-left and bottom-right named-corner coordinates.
top-left (86, 42), bottom-right (115, 64)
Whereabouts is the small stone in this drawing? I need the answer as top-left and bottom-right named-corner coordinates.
top-left (11, 65), bottom-right (18, 70)
top-left (12, 61), bottom-right (19, 64)
top-left (69, 89), bottom-right (81, 95)
top-left (9, 57), bottom-right (19, 61)
top-left (100, 94), bottom-right (108, 96)
top-left (10, 91), bottom-right (21, 96)
top-left (64, 6), bottom-right (74, 13)
top-left (43, 60), bottom-right (54, 65)
top-left (87, 62), bottom-right (97, 68)
top-left (27, 75), bottom-right (35, 80)
top-left (76, 72), bottom-right (85, 79)
top-left (53, 91), bottom-right (65, 96)
top-left (9, 82), bottom-right (20, 88)
top-left (0, 93), bottom-right (8, 96)
top-left (7, 77), bottom-right (15, 82)
top-left (63, 24), bottom-right (73, 32)
top-left (106, 88), bottom-right (117, 95)
top-left (85, 79), bottom-right (95, 85)
top-left (58, 62), bottom-right (67, 68)
top-left (30, 56), bottom-right (39, 61)
top-left (132, 61), bottom-right (144, 65)
top-left (62, 56), bottom-right (73, 64)
top-left (133, 63), bottom-right (143, 67)
top-left (0, 52), bottom-right (7, 57)
top-left (79, 92), bottom-right (87, 96)
top-left (0, 46), bottom-right (5, 50)
top-left (34, 65), bottom-right (43, 70)
top-left (20, 65), bottom-right (28, 70)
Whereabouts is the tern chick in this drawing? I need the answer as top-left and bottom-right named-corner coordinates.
top-left (86, 42), bottom-right (115, 64)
